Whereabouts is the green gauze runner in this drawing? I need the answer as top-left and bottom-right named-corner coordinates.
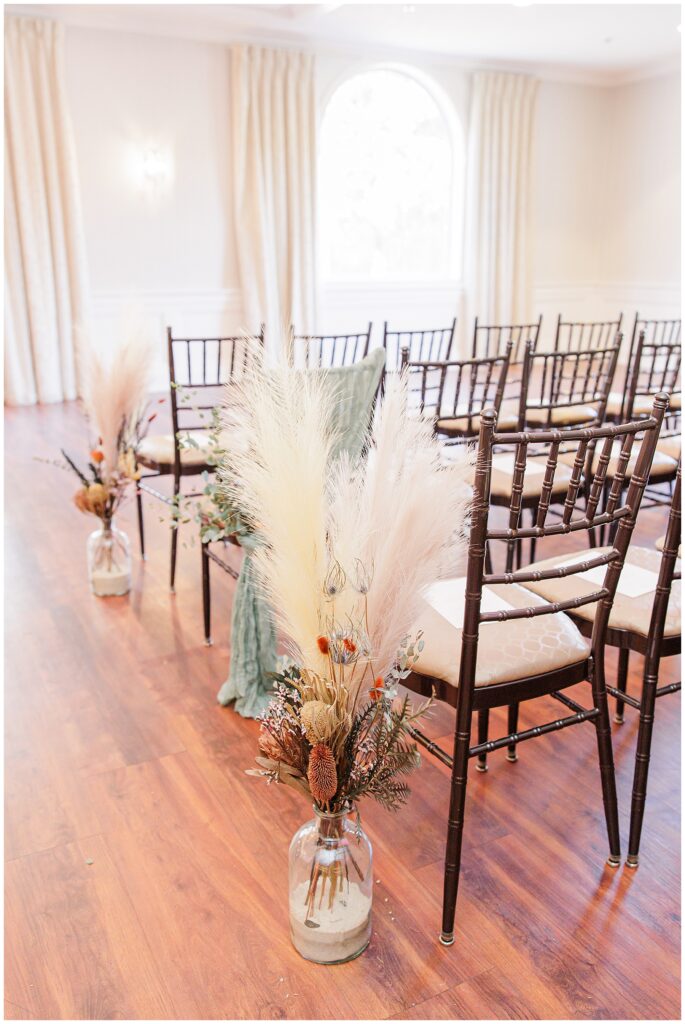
top-left (217, 347), bottom-right (386, 717)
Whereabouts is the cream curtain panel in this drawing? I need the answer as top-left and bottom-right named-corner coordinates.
top-left (231, 45), bottom-right (317, 357)
top-left (5, 16), bottom-right (89, 405)
top-left (463, 71), bottom-right (538, 332)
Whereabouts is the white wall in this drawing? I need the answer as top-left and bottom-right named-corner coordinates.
top-left (62, 22), bottom-right (680, 378)
top-left (602, 71), bottom-right (680, 290)
top-left (65, 25), bottom-right (243, 383)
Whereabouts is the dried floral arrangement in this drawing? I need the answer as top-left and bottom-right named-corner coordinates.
top-left (45, 322), bottom-right (157, 525)
top-left (218, 345), bottom-right (475, 820)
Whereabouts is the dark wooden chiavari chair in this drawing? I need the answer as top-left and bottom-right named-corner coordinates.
top-left (137, 325), bottom-right (264, 591)
top-left (383, 319), bottom-right (458, 374)
top-left (471, 315), bottom-right (542, 362)
top-left (606, 313), bottom-right (681, 422)
top-left (288, 324), bottom-right (372, 368)
top-left (594, 334), bottom-right (681, 523)
top-left (490, 337), bottom-right (620, 569)
top-left (399, 342), bottom-right (512, 443)
top-left (517, 459), bottom-right (681, 866)
top-left (401, 396), bottom-right (667, 945)
top-left (470, 317), bottom-right (543, 429)
top-left (554, 313), bottom-right (623, 352)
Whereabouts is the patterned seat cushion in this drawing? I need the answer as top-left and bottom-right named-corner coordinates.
top-left (656, 534), bottom-right (682, 557)
top-left (137, 432), bottom-right (216, 469)
top-left (518, 546), bottom-right (681, 639)
top-left (525, 403), bottom-right (598, 427)
top-left (657, 434), bottom-right (681, 461)
top-left (559, 441), bottom-right (678, 480)
top-left (605, 391), bottom-right (681, 418)
top-left (412, 579), bottom-right (590, 688)
top-left (489, 453), bottom-right (573, 499)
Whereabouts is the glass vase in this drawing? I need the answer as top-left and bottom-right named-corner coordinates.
top-left (288, 806), bottom-right (373, 964)
top-left (87, 518), bottom-right (131, 597)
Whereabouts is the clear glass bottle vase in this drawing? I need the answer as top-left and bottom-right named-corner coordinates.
top-left (87, 518), bottom-right (131, 597)
top-left (288, 805), bottom-right (373, 964)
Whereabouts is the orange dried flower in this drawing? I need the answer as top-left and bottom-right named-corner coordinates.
top-left (369, 677), bottom-right (384, 702)
top-left (91, 450), bottom-right (104, 463)
top-left (316, 635), bottom-right (329, 655)
top-left (343, 637), bottom-right (357, 653)
top-left (307, 744), bottom-right (337, 805)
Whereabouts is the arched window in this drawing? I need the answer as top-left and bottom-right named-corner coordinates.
top-left (319, 67), bottom-right (460, 282)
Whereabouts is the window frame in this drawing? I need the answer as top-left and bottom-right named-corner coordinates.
top-left (317, 61), bottom-right (464, 286)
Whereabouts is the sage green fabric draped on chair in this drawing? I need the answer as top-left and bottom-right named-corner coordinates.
top-left (217, 348), bottom-right (386, 717)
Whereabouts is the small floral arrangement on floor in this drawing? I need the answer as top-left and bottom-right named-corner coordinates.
top-left (44, 321), bottom-right (157, 526)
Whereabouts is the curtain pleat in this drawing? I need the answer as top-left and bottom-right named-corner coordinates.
top-left (4, 15), bottom-right (89, 405)
top-left (464, 71), bottom-right (538, 334)
top-left (231, 45), bottom-right (317, 357)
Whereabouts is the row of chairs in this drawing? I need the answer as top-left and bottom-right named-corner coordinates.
top-left (401, 402), bottom-right (680, 943)
top-left (135, 312), bottom-right (681, 591)
top-left (133, 313), bottom-right (681, 945)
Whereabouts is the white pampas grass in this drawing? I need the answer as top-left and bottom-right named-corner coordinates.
top-left (222, 346), bottom-right (340, 673)
top-left (220, 350), bottom-right (474, 680)
top-left (81, 313), bottom-right (156, 483)
top-left (327, 375), bottom-right (474, 676)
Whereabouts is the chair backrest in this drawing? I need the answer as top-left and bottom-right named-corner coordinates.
top-left (400, 343), bottom-right (512, 442)
top-left (289, 324), bottom-right (372, 368)
top-left (613, 314), bottom-right (682, 420)
top-left (554, 314), bottom-right (623, 352)
top-left (518, 337), bottom-right (620, 430)
top-left (383, 319), bottom-right (457, 373)
top-left (167, 325), bottom-right (265, 438)
top-left (625, 332), bottom-right (681, 425)
top-left (456, 397), bottom-right (668, 703)
top-left (649, 459), bottom-right (681, 647)
top-left (471, 315), bottom-right (542, 363)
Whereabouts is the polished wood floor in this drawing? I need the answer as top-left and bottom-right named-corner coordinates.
top-left (5, 400), bottom-right (681, 1020)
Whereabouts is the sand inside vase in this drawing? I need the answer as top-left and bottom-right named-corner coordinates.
top-left (289, 881), bottom-right (372, 963)
top-left (90, 567), bottom-right (130, 597)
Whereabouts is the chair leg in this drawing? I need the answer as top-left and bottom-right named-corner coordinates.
top-left (441, 717), bottom-right (472, 945)
top-left (136, 486), bottom-right (146, 560)
top-left (202, 541), bottom-right (212, 646)
top-left (591, 662), bottom-right (621, 866)
top-left (484, 542), bottom-right (493, 576)
top-left (505, 539), bottom-right (516, 574)
top-left (627, 653), bottom-right (660, 867)
top-left (614, 647), bottom-right (629, 723)
top-left (507, 703), bottom-right (519, 762)
top-left (476, 709), bottom-right (489, 772)
top-left (170, 472), bottom-right (181, 593)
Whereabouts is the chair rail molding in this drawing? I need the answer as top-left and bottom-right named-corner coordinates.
top-left (89, 287), bottom-right (246, 389)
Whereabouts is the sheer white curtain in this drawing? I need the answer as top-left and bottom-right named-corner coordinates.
top-left (463, 71), bottom-right (538, 333)
top-left (5, 16), bottom-right (89, 405)
top-left (231, 45), bottom-right (317, 357)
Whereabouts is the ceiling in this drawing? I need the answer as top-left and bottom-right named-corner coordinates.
top-left (7, 3), bottom-right (682, 83)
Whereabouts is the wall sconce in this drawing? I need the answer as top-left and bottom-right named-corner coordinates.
top-left (128, 144), bottom-right (173, 197)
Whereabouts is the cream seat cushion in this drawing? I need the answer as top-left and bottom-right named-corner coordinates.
top-left (437, 401), bottom-right (521, 434)
top-left (489, 453), bottom-right (573, 499)
top-left (656, 535), bottom-right (682, 557)
top-left (137, 432), bottom-right (216, 468)
top-left (525, 403), bottom-right (598, 427)
top-left (412, 579), bottom-right (590, 688)
top-left (605, 391), bottom-right (681, 418)
top-left (559, 441), bottom-right (678, 480)
top-left (496, 399), bottom-right (520, 431)
top-left (657, 434), bottom-right (681, 461)
top-left (518, 546), bottom-right (681, 639)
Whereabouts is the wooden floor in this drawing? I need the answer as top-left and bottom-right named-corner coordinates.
top-left (5, 400), bottom-right (681, 1021)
